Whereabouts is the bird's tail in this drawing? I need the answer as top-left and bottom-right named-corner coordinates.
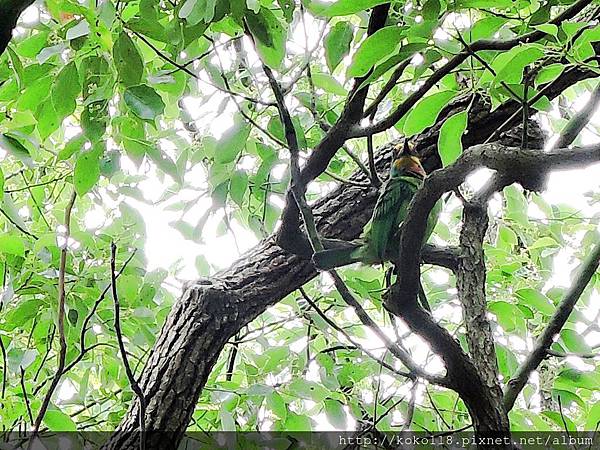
top-left (312, 242), bottom-right (364, 270)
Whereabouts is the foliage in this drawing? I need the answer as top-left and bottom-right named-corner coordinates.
top-left (0, 0), bottom-right (599, 436)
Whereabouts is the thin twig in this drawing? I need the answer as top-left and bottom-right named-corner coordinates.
top-left (31, 190), bottom-right (76, 434)
top-left (20, 366), bottom-right (34, 426)
top-left (503, 242), bottom-right (600, 411)
top-left (551, 82), bottom-right (600, 150)
top-left (0, 207), bottom-right (37, 239)
top-left (298, 288), bottom-right (412, 379)
top-left (0, 322), bottom-right (6, 399)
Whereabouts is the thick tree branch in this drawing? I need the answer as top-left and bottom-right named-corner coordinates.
top-left (503, 242), bottom-right (600, 411)
top-left (394, 142), bottom-right (600, 309)
top-left (108, 11), bottom-right (600, 442)
top-left (551, 82), bottom-right (600, 150)
top-left (455, 199), bottom-right (510, 434)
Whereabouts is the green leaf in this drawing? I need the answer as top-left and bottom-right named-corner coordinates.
top-left (311, 0), bottom-right (389, 17)
top-left (124, 84), bottom-right (165, 121)
top-left (113, 32), bottom-right (144, 86)
top-left (560, 328), bottom-right (593, 354)
top-left (145, 146), bottom-right (182, 184)
top-left (100, 150), bottom-right (121, 177)
top-left (515, 288), bottom-right (554, 316)
top-left (0, 234), bottom-right (26, 256)
top-left (288, 379), bottom-right (330, 403)
top-left (7, 46), bottom-right (24, 89)
top-left (311, 72), bottom-right (347, 96)
top-left (469, 17), bottom-right (506, 41)
top-left (403, 90), bottom-right (456, 136)
top-left (284, 412), bottom-right (312, 431)
top-left (324, 21), bottom-right (353, 72)
top-left (555, 368), bottom-right (600, 391)
top-left (179, 0), bottom-right (217, 25)
top-left (0, 133), bottom-right (33, 167)
top-left (215, 117), bottom-right (250, 164)
top-left (438, 111), bottom-right (467, 166)
top-left (229, 170), bottom-right (248, 206)
top-left (496, 343), bottom-right (519, 378)
top-left (324, 399), bottom-right (347, 428)
top-left (347, 26), bottom-right (404, 78)
top-left (245, 10), bottom-right (273, 47)
top-left (504, 185), bottom-right (529, 226)
top-left (277, 0), bottom-right (295, 22)
top-left (0, 166), bottom-right (4, 202)
top-left (535, 63), bottom-right (565, 86)
top-left (219, 408), bottom-right (236, 431)
top-left (529, 236), bottom-right (559, 250)
top-left (489, 45), bottom-right (544, 86)
top-left (74, 146), bottom-right (103, 195)
top-left (43, 405), bottom-right (77, 431)
top-left (266, 391), bottom-right (287, 421)
top-left (37, 102), bottom-right (61, 140)
top-left (422, 0), bottom-right (441, 20)
top-left (58, 134), bottom-right (87, 161)
top-left (246, 9), bottom-right (287, 68)
top-left (52, 61), bottom-right (80, 119)
top-left (488, 301), bottom-right (525, 333)
top-left (585, 402), bottom-right (600, 430)
top-left (82, 101), bottom-right (108, 142)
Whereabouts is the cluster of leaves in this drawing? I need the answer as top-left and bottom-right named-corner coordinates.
top-left (0, 0), bottom-right (599, 435)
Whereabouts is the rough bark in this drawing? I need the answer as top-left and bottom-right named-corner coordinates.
top-left (456, 201), bottom-right (510, 440)
top-left (106, 45), bottom-right (600, 450)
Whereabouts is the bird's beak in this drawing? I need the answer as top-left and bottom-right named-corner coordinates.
top-left (407, 157), bottom-right (427, 178)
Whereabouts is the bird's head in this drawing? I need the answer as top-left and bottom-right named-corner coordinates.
top-left (390, 140), bottom-right (426, 179)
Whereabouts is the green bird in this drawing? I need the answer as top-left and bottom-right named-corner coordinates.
top-left (312, 141), bottom-right (441, 270)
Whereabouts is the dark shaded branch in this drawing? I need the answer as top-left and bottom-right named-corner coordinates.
top-left (20, 367), bottom-right (33, 426)
top-left (276, 5), bottom-right (392, 253)
top-left (551, 82), bottom-right (600, 149)
top-left (363, 59), bottom-right (411, 119)
top-left (394, 142), bottom-right (600, 309)
top-left (503, 242), bottom-right (600, 411)
top-left (111, 243), bottom-right (146, 450)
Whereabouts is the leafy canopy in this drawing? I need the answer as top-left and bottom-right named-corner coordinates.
top-left (0, 0), bottom-right (599, 434)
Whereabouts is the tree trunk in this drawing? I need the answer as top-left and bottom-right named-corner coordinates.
top-left (457, 201), bottom-right (511, 446)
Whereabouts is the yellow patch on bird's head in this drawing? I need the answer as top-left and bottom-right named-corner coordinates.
top-left (392, 155), bottom-right (426, 178)
top-left (393, 155), bottom-right (420, 170)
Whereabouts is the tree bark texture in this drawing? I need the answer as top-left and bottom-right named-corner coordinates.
top-left (457, 202), bottom-right (510, 441)
top-left (105, 59), bottom-right (599, 450)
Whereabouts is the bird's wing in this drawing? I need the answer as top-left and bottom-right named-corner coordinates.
top-left (368, 176), bottom-right (421, 260)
